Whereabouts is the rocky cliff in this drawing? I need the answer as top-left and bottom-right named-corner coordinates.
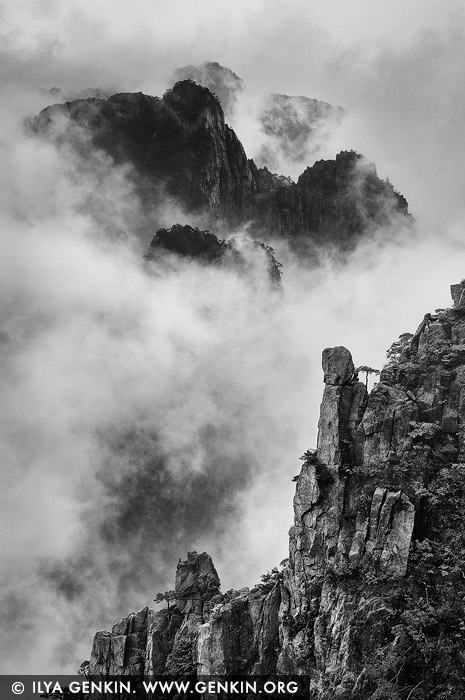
top-left (30, 80), bottom-right (409, 252)
top-left (86, 281), bottom-right (465, 698)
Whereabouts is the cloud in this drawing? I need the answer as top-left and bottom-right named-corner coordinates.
top-left (320, 21), bottom-right (465, 229)
top-left (0, 114), bottom-right (306, 672)
top-left (1, 122), bottom-right (463, 673)
top-left (1, 0), bottom-right (465, 677)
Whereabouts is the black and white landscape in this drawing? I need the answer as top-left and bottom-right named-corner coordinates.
top-left (2, 2), bottom-right (465, 696)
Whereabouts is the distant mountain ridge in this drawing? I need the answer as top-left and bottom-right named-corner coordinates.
top-left (30, 77), bottom-right (409, 257)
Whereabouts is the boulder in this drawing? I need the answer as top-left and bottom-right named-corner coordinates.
top-left (322, 346), bottom-right (354, 385)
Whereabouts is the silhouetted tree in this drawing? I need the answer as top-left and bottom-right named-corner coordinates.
top-left (154, 589), bottom-right (176, 612)
top-left (355, 365), bottom-right (380, 388)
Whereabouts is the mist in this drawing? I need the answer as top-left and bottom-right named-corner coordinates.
top-left (1, 0), bottom-right (465, 676)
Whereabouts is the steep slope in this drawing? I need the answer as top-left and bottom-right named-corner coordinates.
top-left (87, 281), bottom-right (465, 699)
top-left (30, 80), bottom-right (409, 251)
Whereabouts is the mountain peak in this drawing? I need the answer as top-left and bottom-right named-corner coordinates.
top-left (164, 79), bottom-right (225, 122)
top-left (173, 62), bottom-right (244, 113)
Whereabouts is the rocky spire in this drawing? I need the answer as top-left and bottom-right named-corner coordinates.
top-left (89, 552), bottom-right (221, 676)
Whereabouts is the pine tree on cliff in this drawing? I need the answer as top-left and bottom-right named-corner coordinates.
top-left (154, 590), bottom-right (176, 612)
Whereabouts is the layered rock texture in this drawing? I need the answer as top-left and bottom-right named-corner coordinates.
top-left (30, 80), bottom-right (409, 252)
top-left (87, 282), bottom-right (465, 698)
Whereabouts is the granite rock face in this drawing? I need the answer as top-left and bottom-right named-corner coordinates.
top-left (197, 585), bottom-right (281, 675)
top-left (90, 607), bottom-right (156, 676)
top-left (87, 283), bottom-right (465, 697)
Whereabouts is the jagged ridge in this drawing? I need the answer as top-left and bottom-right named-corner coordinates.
top-left (30, 81), bottom-right (410, 251)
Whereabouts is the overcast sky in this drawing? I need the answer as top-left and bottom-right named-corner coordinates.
top-left (2, 0), bottom-right (465, 674)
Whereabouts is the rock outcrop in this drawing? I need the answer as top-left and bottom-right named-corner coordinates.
top-left (145, 223), bottom-right (283, 286)
top-left (87, 283), bottom-right (465, 698)
top-left (30, 81), bottom-right (409, 252)
top-left (89, 552), bottom-right (218, 677)
top-left (89, 551), bottom-right (281, 678)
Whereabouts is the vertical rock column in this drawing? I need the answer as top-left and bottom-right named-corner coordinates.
top-left (317, 346), bottom-right (358, 469)
top-left (289, 347), bottom-right (367, 586)
top-left (280, 348), bottom-right (366, 675)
